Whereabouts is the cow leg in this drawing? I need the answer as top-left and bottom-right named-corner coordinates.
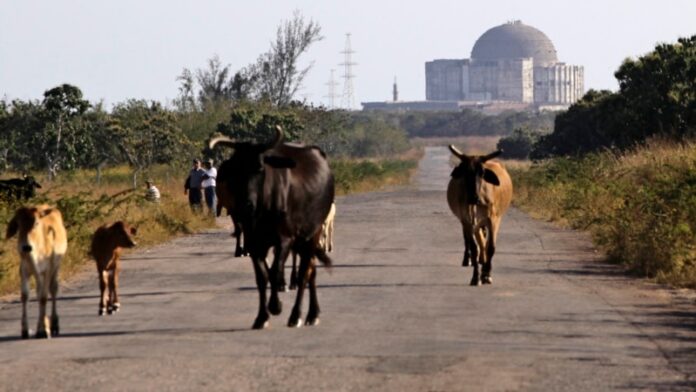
top-left (269, 242), bottom-right (291, 315)
top-left (482, 218), bottom-right (499, 285)
top-left (289, 251), bottom-right (298, 290)
top-left (98, 270), bottom-right (108, 316)
top-left (274, 241), bottom-right (291, 293)
top-left (466, 229), bottom-right (480, 286)
top-left (107, 270), bottom-right (116, 314)
top-left (288, 251), bottom-right (311, 328)
top-left (35, 272), bottom-right (50, 339)
top-left (50, 264), bottom-right (60, 336)
top-left (305, 262), bottom-right (320, 326)
top-left (461, 224), bottom-right (473, 267)
top-left (251, 256), bottom-right (271, 329)
top-left (233, 219), bottom-right (244, 257)
top-left (110, 266), bottom-right (121, 313)
top-left (20, 263), bottom-right (30, 339)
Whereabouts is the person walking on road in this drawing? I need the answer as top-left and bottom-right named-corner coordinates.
top-left (184, 158), bottom-right (205, 212)
top-left (202, 159), bottom-right (217, 215)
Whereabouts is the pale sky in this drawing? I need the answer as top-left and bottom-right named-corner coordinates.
top-left (1, 0), bottom-right (695, 109)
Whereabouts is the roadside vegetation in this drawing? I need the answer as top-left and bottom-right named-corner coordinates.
top-left (511, 35), bottom-right (696, 288)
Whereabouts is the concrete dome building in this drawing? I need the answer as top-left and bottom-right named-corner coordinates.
top-left (471, 22), bottom-right (558, 66)
top-left (425, 21), bottom-right (584, 107)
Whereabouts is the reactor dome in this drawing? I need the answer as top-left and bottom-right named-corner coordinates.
top-left (471, 20), bottom-right (558, 66)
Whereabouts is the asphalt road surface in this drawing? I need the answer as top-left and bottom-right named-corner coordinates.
top-left (1, 147), bottom-right (695, 391)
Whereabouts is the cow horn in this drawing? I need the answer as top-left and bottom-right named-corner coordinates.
top-left (482, 150), bottom-right (503, 162)
top-left (208, 135), bottom-right (237, 150)
top-left (265, 125), bottom-right (284, 150)
top-left (448, 144), bottom-right (466, 159)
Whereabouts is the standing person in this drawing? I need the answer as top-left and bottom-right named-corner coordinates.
top-left (145, 179), bottom-right (161, 203)
top-left (202, 159), bottom-right (217, 215)
top-left (184, 158), bottom-right (204, 211)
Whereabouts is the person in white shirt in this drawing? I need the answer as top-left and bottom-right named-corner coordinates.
top-left (145, 180), bottom-right (160, 203)
top-left (201, 159), bottom-right (217, 215)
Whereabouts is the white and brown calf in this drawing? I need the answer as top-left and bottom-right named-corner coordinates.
top-left (6, 205), bottom-right (67, 339)
top-left (90, 221), bottom-right (137, 315)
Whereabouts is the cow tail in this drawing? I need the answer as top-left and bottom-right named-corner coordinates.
top-left (314, 247), bottom-right (333, 271)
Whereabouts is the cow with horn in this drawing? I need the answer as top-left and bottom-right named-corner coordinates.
top-left (208, 126), bottom-right (335, 329)
top-left (447, 145), bottom-right (513, 286)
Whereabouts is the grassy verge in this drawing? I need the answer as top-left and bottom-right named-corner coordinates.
top-left (510, 139), bottom-right (696, 288)
top-left (331, 149), bottom-right (422, 195)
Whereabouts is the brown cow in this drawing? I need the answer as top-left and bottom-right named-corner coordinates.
top-left (6, 204), bottom-right (67, 339)
top-left (447, 146), bottom-right (513, 286)
top-left (90, 221), bottom-right (137, 315)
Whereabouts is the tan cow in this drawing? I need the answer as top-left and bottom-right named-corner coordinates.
top-left (6, 205), bottom-right (67, 339)
top-left (447, 146), bottom-right (512, 286)
top-left (90, 221), bottom-right (137, 316)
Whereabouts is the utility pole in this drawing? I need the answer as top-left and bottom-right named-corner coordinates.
top-left (324, 69), bottom-right (339, 109)
top-left (340, 33), bottom-right (357, 110)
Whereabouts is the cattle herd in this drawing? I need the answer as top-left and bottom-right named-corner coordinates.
top-left (3, 128), bottom-right (512, 339)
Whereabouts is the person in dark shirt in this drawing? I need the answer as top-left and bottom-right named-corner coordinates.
top-left (184, 158), bottom-right (205, 211)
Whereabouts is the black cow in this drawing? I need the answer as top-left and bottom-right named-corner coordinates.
top-left (0, 176), bottom-right (42, 201)
top-left (209, 126), bottom-right (335, 329)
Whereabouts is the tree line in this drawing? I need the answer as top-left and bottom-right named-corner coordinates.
top-left (0, 12), bottom-right (410, 184)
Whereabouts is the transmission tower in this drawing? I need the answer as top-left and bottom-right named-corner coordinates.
top-left (324, 69), bottom-right (339, 109)
top-left (339, 33), bottom-right (357, 110)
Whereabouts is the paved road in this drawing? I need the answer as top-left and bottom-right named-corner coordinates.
top-left (1, 147), bottom-right (695, 391)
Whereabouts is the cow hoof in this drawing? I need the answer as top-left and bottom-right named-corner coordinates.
top-left (252, 315), bottom-right (270, 330)
top-left (111, 303), bottom-right (121, 312)
top-left (462, 259), bottom-right (471, 267)
top-left (21, 330), bottom-right (29, 339)
top-left (470, 278), bottom-right (480, 286)
top-left (287, 317), bottom-right (303, 328)
top-left (268, 298), bottom-right (283, 316)
top-left (279, 284), bottom-right (289, 293)
top-left (482, 276), bottom-right (493, 285)
top-left (305, 316), bottom-right (320, 326)
top-left (234, 249), bottom-right (243, 257)
top-left (51, 319), bottom-right (60, 336)
top-left (35, 330), bottom-right (49, 339)
top-left (288, 283), bottom-right (297, 291)
top-left (98, 308), bottom-right (106, 316)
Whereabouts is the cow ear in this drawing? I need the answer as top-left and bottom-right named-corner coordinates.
top-left (130, 227), bottom-right (137, 236)
top-left (6, 216), bottom-right (18, 239)
top-left (264, 156), bottom-right (296, 169)
top-left (482, 169), bottom-right (500, 186)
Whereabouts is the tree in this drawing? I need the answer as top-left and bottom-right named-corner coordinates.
top-left (253, 11), bottom-right (323, 106)
top-left (40, 84), bottom-right (90, 179)
top-left (111, 100), bottom-right (194, 187)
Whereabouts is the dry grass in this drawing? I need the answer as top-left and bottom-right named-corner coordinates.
top-left (0, 165), bottom-right (215, 297)
top-left (510, 138), bottom-right (696, 287)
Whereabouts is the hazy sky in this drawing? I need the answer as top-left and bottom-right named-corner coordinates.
top-left (1, 0), bottom-right (695, 109)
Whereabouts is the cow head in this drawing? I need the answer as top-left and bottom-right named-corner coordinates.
top-left (449, 145), bottom-right (502, 205)
top-left (6, 205), bottom-right (54, 254)
top-left (208, 126), bottom-right (292, 219)
top-left (110, 221), bottom-right (137, 248)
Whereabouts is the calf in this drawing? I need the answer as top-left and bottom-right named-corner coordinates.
top-left (6, 205), bottom-right (67, 338)
top-left (90, 221), bottom-right (137, 315)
